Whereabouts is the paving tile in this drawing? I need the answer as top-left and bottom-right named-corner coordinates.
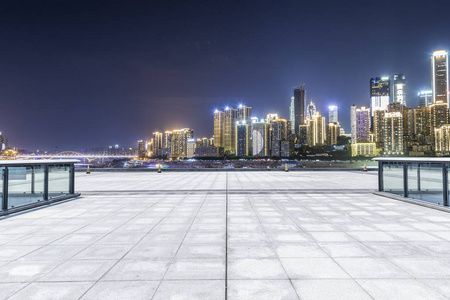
top-left (292, 279), bottom-right (372, 300)
top-left (390, 257), bottom-right (450, 278)
top-left (103, 260), bottom-right (171, 280)
top-left (73, 244), bottom-right (133, 260)
top-left (0, 261), bottom-right (60, 282)
top-left (228, 280), bottom-right (299, 300)
top-left (357, 279), bottom-right (447, 300)
top-left (152, 280), bottom-right (224, 300)
top-left (335, 257), bottom-right (411, 278)
top-left (38, 259), bottom-right (116, 281)
top-left (80, 281), bottom-right (159, 300)
top-left (8, 282), bottom-right (94, 300)
top-left (165, 258), bottom-right (225, 279)
top-left (0, 283), bottom-right (28, 300)
top-left (228, 258), bottom-right (288, 279)
top-left (280, 258), bottom-right (350, 279)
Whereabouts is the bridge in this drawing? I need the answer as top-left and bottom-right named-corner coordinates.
top-left (4, 151), bottom-right (137, 163)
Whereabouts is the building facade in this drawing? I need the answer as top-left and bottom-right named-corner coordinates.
top-left (432, 50), bottom-right (449, 105)
top-left (370, 77), bottom-right (390, 117)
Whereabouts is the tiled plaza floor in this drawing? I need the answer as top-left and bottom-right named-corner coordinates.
top-left (0, 171), bottom-right (450, 299)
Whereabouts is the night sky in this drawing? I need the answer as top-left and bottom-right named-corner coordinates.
top-left (1, 0), bottom-right (450, 151)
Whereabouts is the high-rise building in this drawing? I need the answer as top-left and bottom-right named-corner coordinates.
top-left (306, 101), bottom-right (316, 120)
top-left (306, 112), bottom-right (326, 146)
top-left (418, 90), bottom-right (433, 107)
top-left (384, 112), bottom-right (404, 155)
top-left (170, 128), bottom-right (194, 158)
top-left (350, 105), bottom-right (371, 144)
top-left (271, 118), bottom-right (289, 141)
top-left (187, 139), bottom-right (196, 158)
top-left (430, 101), bottom-right (449, 134)
top-left (215, 105), bottom-right (252, 155)
top-left (213, 110), bottom-right (225, 148)
top-left (298, 125), bottom-right (308, 145)
top-left (252, 120), bottom-right (270, 156)
top-left (373, 110), bottom-right (385, 149)
top-left (413, 106), bottom-right (431, 144)
top-left (435, 125), bottom-right (450, 153)
top-left (137, 140), bottom-right (146, 158)
top-left (289, 97), bottom-right (295, 132)
top-left (152, 132), bottom-right (163, 157)
top-left (328, 105), bottom-right (338, 123)
top-left (432, 50), bottom-right (449, 105)
top-left (163, 131), bottom-right (173, 158)
top-left (223, 106), bottom-right (238, 154)
top-left (237, 104), bottom-right (252, 124)
top-left (270, 118), bottom-right (290, 156)
top-left (393, 74), bottom-right (406, 106)
top-left (293, 87), bottom-right (306, 134)
top-left (236, 121), bottom-right (251, 156)
top-left (280, 140), bottom-right (294, 157)
top-left (326, 122), bottom-right (340, 146)
top-left (370, 77), bottom-right (390, 117)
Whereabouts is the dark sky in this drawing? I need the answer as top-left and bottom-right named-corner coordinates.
top-left (1, 0), bottom-right (450, 151)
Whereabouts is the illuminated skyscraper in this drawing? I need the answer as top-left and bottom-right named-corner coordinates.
top-left (289, 97), bottom-right (295, 132)
top-left (298, 125), bottom-right (308, 145)
top-left (293, 87), bottom-right (306, 134)
top-left (430, 101), bottom-right (449, 133)
top-left (413, 106), bottom-right (431, 144)
top-left (370, 77), bottom-right (390, 116)
top-left (137, 140), bottom-right (146, 158)
top-left (252, 120), bottom-right (270, 156)
top-left (306, 100), bottom-right (316, 120)
top-left (187, 139), bottom-right (196, 158)
top-left (384, 112), bottom-right (404, 155)
top-left (213, 110), bottom-right (225, 148)
top-left (326, 122), bottom-right (340, 146)
top-left (432, 50), bottom-right (449, 105)
top-left (214, 105), bottom-right (252, 155)
top-left (163, 131), bottom-right (173, 158)
top-left (306, 112), bottom-right (326, 146)
top-left (328, 105), bottom-right (338, 123)
top-left (236, 121), bottom-right (250, 156)
top-left (270, 118), bottom-right (289, 156)
top-left (393, 74), bottom-right (406, 106)
top-left (237, 104), bottom-right (252, 123)
top-left (373, 110), bottom-right (385, 149)
top-left (223, 107), bottom-right (237, 154)
top-left (418, 90), bottom-right (432, 107)
top-left (435, 125), bottom-right (450, 153)
top-left (350, 105), bottom-right (371, 144)
top-left (152, 132), bottom-right (163, 156)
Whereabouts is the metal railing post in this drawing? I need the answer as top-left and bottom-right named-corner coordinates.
top-left (417, 163), bottom-right (421, 191)
top-left (403, 163), bottom-right (408, 198)
top-left (31, 166), bottom-right (35, 194)
top-left (378, 161), bottom-right (383, 191)
top-left (2, 167), bottom-right (8, 210)
top-left (69, 164), bottom-right (75, 194)
top-left (443, 163), bottom-right (448, 206)
top-left (44, 165), bottom-right (49, 200)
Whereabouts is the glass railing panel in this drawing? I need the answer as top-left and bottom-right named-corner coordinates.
top-left (382, 162), bottom-right (404, 196)
top-left (0, 167), bottom-right (3, 201)
top-left (408, 163), bottom-right (444, 205)
top-left (8, 165), bottom-right (45, 208)
top-left (48, 164), bottom-right (70, 198)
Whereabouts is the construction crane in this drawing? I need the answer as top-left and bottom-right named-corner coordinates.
top-left (293, 83), bottom-right (305, 89)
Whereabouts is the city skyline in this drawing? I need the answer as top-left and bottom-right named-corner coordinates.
top-left (1, 1), bottom-right (450, 150)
